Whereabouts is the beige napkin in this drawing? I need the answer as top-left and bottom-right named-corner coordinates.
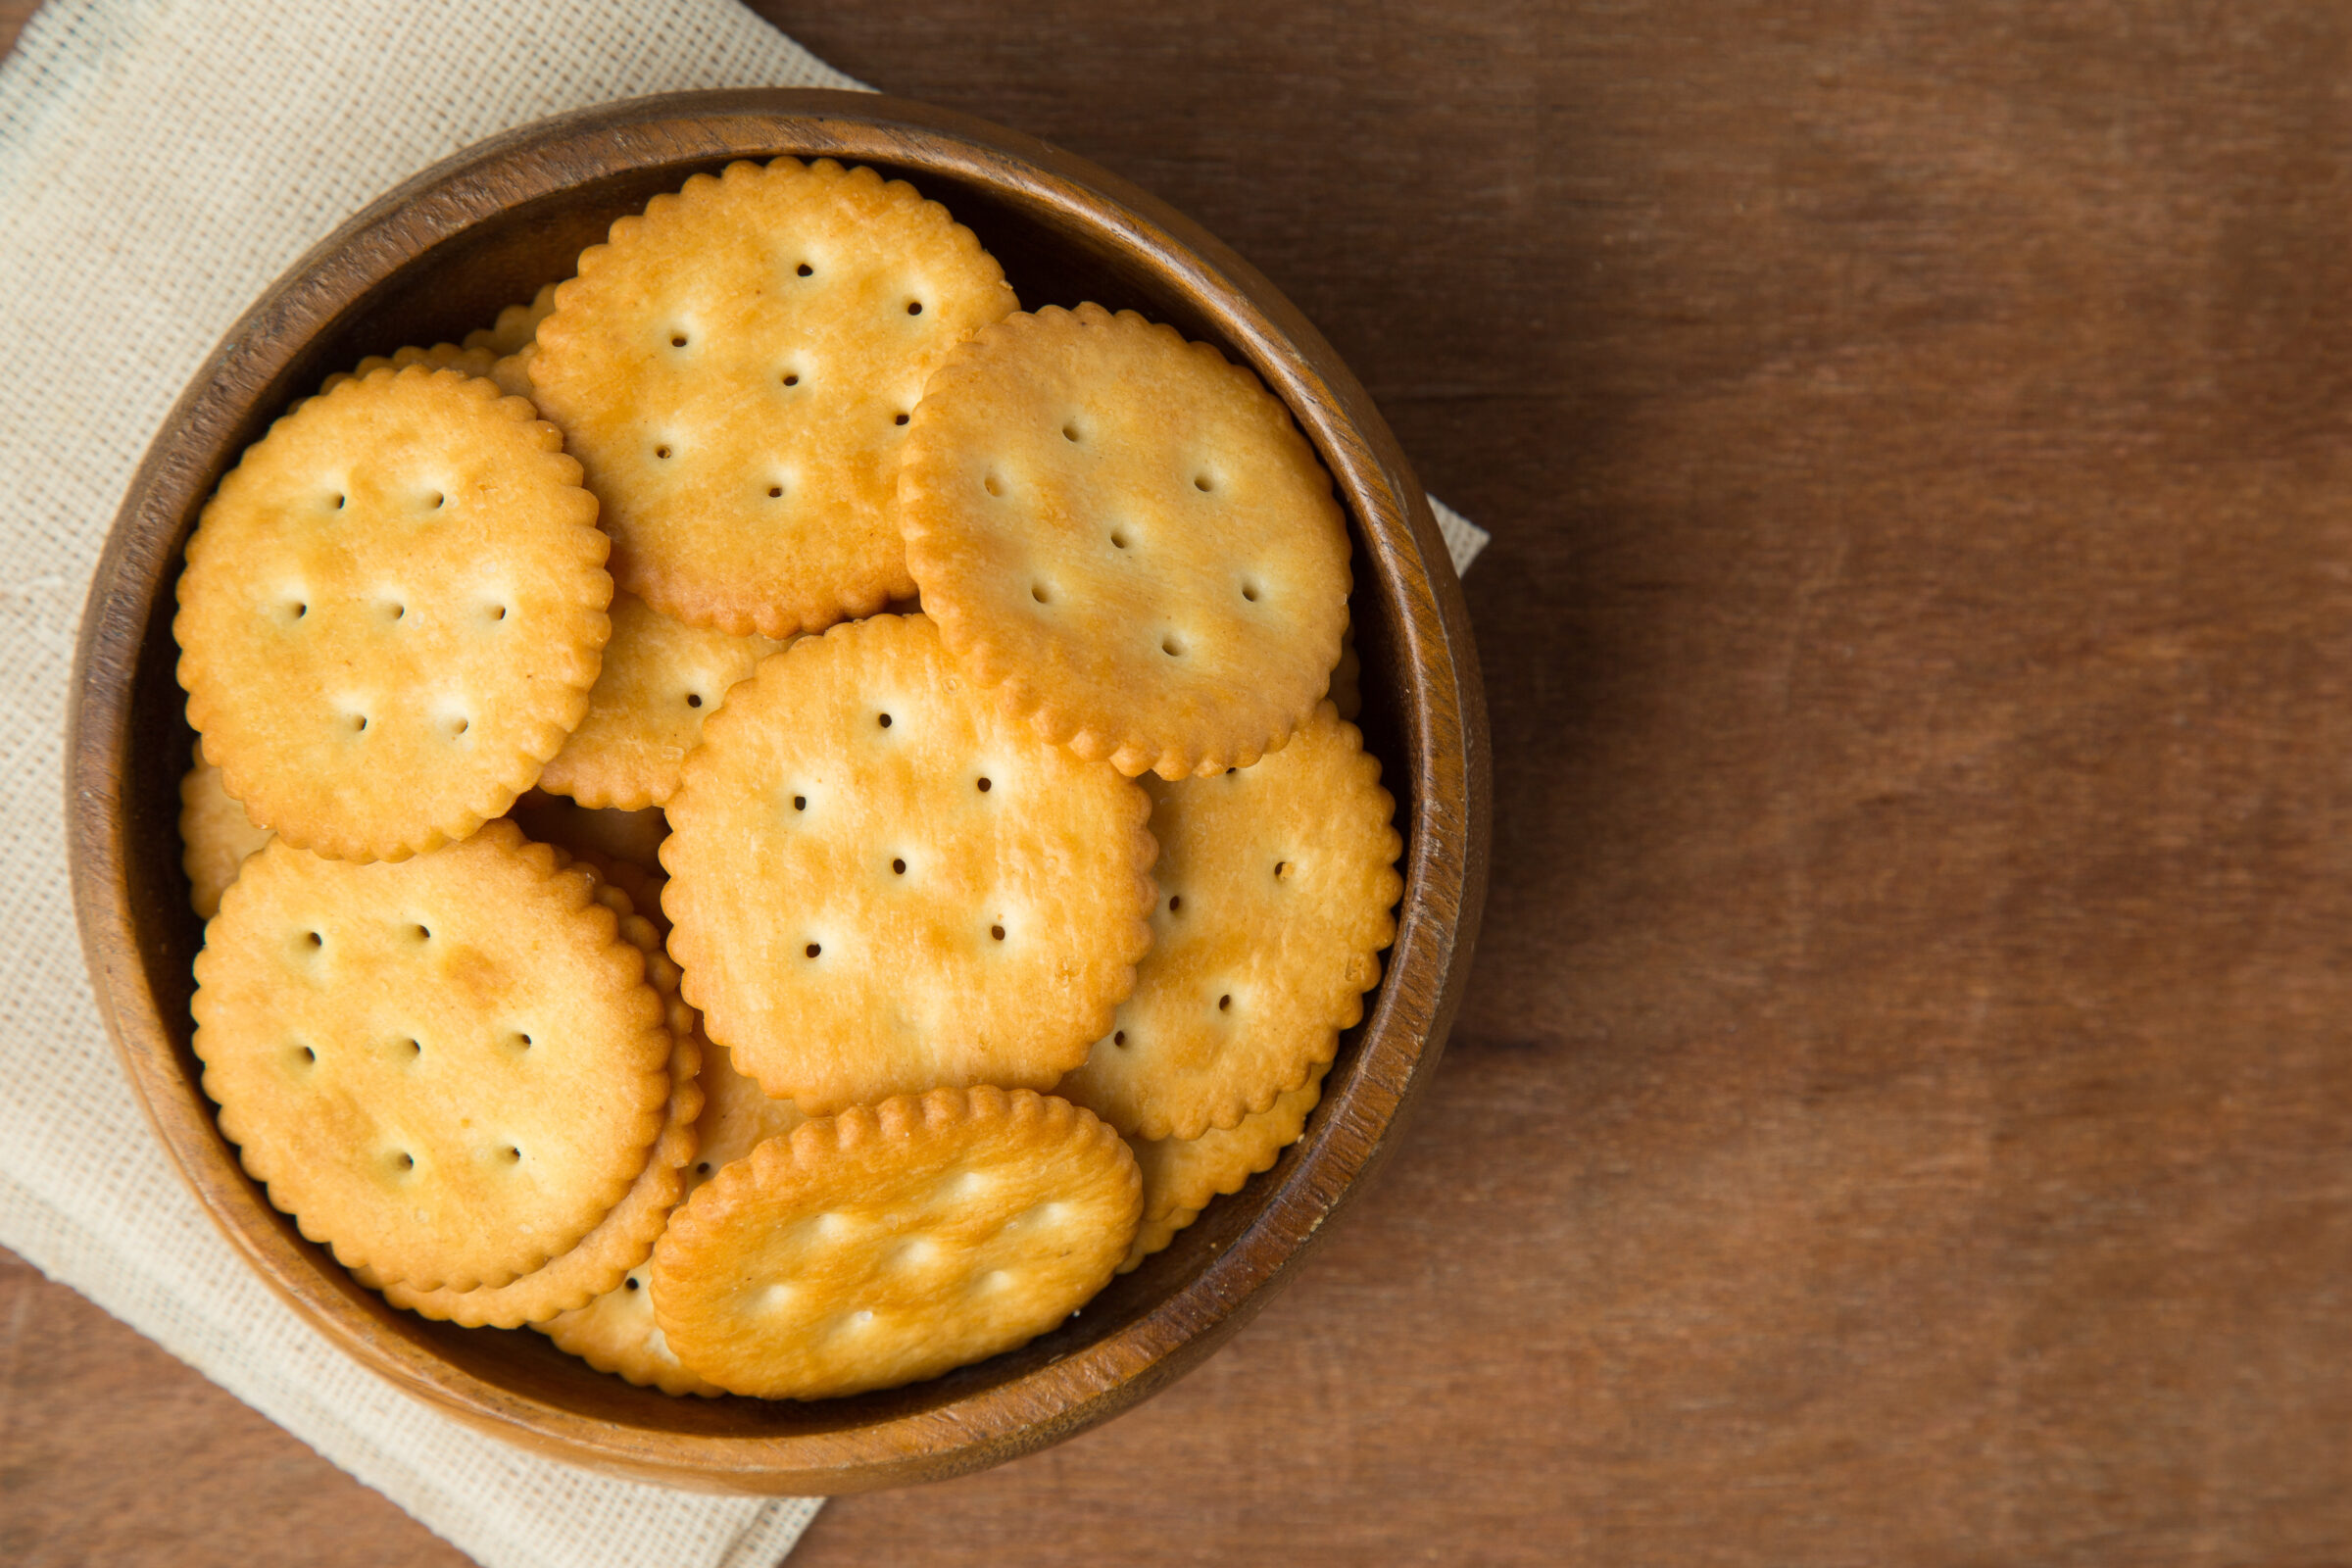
top-left (0, 2), bottom-right (1486, 1564)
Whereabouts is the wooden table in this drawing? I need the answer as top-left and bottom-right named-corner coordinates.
top-left (8, 1), bottom-right (2351, 1560)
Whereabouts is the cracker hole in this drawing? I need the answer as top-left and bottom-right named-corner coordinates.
top-left (894, 412), bottom-right (910, 426)
top-left (983, 476), bottom-right (1004, 498)
top-left (1112, 1030), bottom-right (1127, 1048)
top-left (297, 1046), bottom-right (316, 1064)
top-left (1275, 860), bottom-right (1292, 880)
top-left (331, 494), bottom-right (346, 511)
top-left (489, 604), bottom-right (507, 621)
top-left (1168, 896), bottom-right (1183, 913)
top-left (655, 445), bottom-right (672, 460)
top-left (670, 333), bottom-right (688, 348)
top-left (624, 1276), bottom-right (642, 1290)
top-left (892, 858), bottom-right (906, 875)
top-left (1110, 530), bottom-right (1130, 550)
top-left (1062, 423), bottom-right (1080, 442)
top-left (797, 262), bottom-right (813, 277)
top-left (990, 924), bottom-right (1005, 942)
top-left (1031, 583), bottom-right (1050, 605)
top-left (450, 716), bottom-right (468, 736)
top-left (389, 603), bottom-right (405, 620)
top-left (686, 693), bottom-right (703, 709)
top-left (514, 1032), bottom-right (532, 1051)
top-left (1242, 582), bottom-right (1260, 603)
top-left (766, 485), bottom-right (783, 499)
top-left (1218, 994), bottom-right (1234, 1011)
top-left (412, 924), bottom-right (430, 941)
top-left (695, 1162), bottom-right (711, 1176)
top-left (503, 1146), bottom-right (522, 1163)
top-left (394, 1152), bottom-right (415, 1172)
top-left (906, 301), bottom-right (923, 316)
top-left (352, 714), bottom-right (368, 733)
top-left (976, 776), bottom-right (993, 793)
top-left (1161, 636), bottom-right (1185, 658)
top-left (403, 1037), bottom-right (421, 1057)
top-left (793, 795), bottom-right (808, 811)
top-left (805, 942), bottom-right (821, 958)
top-left (427, 492), bottom-right (445, 510)
top-left (877, 712), bottom-right (893, 729)
top-left (781, 371), bottom-right (799, 386)
top-left (293, 603), bottom-right (308, 618)
top-left (303, 931), bottom-right (322, 950)
top-left (1195, 474), bottom-right (1214, 492)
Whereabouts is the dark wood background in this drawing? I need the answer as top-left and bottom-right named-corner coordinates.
top-left (8, 0), bottom-right (2351, 1561)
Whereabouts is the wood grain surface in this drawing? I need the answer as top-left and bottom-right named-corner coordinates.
top-left (9, 0), bottom-right (2352, 1562)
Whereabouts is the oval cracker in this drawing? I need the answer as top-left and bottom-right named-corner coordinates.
top-left (652, 1087), bottom-right (1139, 1400)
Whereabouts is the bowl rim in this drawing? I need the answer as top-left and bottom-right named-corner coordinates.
top-left (66, 87), bottom-right (1491, 1493)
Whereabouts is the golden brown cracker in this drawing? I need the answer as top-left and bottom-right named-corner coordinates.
top-left (1054, 703), bottom-right (1399, 1140)
top-left (380, 869), bottom-right (705, 1326)
top-left (464, 282), bottom-right (560, 357)
top-left (529, 157), bottom-right (1017, 638)
top-left (536, 592), bottom-right (785, 808)
top-left (489, 342), bottom-right (537, 401)
top-left (1118, 1059), bottom-right (1328, 1272)
top-left (901, 303), bottom-right (1351, 779)
top-left (191, 823), bottom-right (672, 1291)
top-left (662, 613), bottom-right (1155, 1114)
top-left (321, 342), bottom-right (499, 395)
top-left (689, 1040), bottom-right (807, 1180)
top-left (180, 743), bottom-right (272, 919)
top-left (652, 1087), bottom-right (1138, 1399)
top-left (175, 366), bottom-right (611, 863)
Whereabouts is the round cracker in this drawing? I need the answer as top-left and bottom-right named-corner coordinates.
top-left (1117, 1059), bottom-right (1329, 1273)
top-left (530, 157), bottom-right (1018, 638)
top-left (378, 867), bottom-right (705, 1327)
top-left (464, 281), bottom-right (560, 357)
top-left (175, 365), bottom-right (611, 863)
top-left (1053, 703), bottom-right (1400, 1141)
top-left (901, 303), bottom-right (1352, 779)
top-left (320, 342), bottom-right (498, 395)
top-left (652, 1087), bottom-right (1139, 1400)
top-left (536, 591), bottom-right (785, 808)
top-left (537, 1037), bottom-right (803, 1392)
top-left (663, 612), bottom-right (1155, 1113)
top-left (191, 822), bottom-right (673, 1292)
top-left (180, 742), bottom-right (272, 920)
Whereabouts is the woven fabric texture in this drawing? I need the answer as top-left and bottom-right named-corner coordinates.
top-left (0, 2), bottom-right (1486, 1565)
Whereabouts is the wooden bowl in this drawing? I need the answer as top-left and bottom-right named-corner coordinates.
top-left (65, 89), bottom-right (1489, 1494)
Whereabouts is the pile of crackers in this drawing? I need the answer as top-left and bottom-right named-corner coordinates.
top-left (174, 158), bottom-right (1402, 1401)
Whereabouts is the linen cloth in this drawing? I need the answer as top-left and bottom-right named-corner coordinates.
top-left (0, 2), bottom-right (1489, 1565)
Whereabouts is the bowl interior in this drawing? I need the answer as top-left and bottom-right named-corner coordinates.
top-left (90, 93), bottom-right (1466, 1489)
